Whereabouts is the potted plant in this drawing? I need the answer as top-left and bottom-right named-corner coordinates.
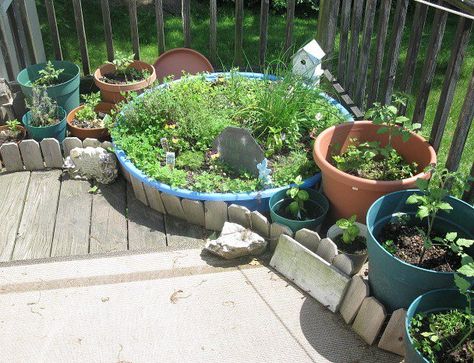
top-left (17, 60), bottom-right (80, 113)
top-left (22, 86), bottom-right (67, 142)
top-left (313, 96), bottom-right (436, 222)
top-left (93, 52), bottom-right (156, 104)
top-left (405, 236), bottom-right (473, 362)
top-left (0, 119), bottom-right (26, 147)
top-left (67, 92), bottom-right (114, 140)
top-left (327, 215), bottom-right (368, 275)
top-left (269, 176), bottom-right (329, 233)
top-left (366, 166), bottom-right (474, 311)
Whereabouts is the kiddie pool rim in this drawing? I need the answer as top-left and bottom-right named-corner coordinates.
top-left (113, 72), bottom-right (354, 203)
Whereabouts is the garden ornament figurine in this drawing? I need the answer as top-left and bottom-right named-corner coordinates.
top-left (292, 39), bottom-right (325, 85)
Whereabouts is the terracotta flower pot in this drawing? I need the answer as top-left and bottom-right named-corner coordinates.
top-left (313, 121), bottom-right (436, 223)
top-left (67, 102), bottom-right (114, 141)
top-left (93, 60), bottom-right (156, 104)
top-left (0, 124), bottom-right (26, 146)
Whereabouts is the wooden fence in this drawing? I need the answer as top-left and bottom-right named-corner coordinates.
top-left (0, 0), bottom-right (473, 202)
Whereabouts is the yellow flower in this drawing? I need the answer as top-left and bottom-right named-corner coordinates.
top-left (210, 152), bottom-right (220, 160)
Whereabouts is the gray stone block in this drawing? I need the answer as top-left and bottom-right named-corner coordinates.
top-left (250, 211), bottom-right (270, 238)
top-left (182, 199), bottom-right (205, 227)
top-left (143, 184), bottom-right (166, 214)
top-left (294, 228), bottom-right (321, 253)
top-left (315, 237), bottom-right (338, 263)
top-left (19, 140), bottom-right (44, 170)
top-left (227, 204), bottom-right (251, 228)
top-left (161, 193), bottom-right (186, 220)
top-left (332, 254), bottom-right (354, 276)
top-left (40, 138), bottom-right (63, 168)
top-left (352, 297), bottom-right (387, 345)
top-left (269, 223), bottom-right (293, 251)
top-left (83, 138), bottom-right (101, 148)
top-left (0, 142), bottom-right (23, 171)
top-left (339, 276), bottom-right (370, 324)
top-left (130, 175), bottom-right (148, 206)
top-left (378, 308), bottom-right (407, 356)
top-left (62, 137), bottom-right (82, 156)
top-left (204, 201), bottom-right (228, 231)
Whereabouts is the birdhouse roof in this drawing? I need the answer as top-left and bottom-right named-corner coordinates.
top-left (295, 40), bottom-right (326, 63)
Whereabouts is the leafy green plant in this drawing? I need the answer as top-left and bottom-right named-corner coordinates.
top-left (108, 52), bottom-right (134, 75)
top-left (176, 150), bottom-right (205, 171)
top-left (285, 176), bottom-right (309, 220)
top-left (27, 86), bottom-right (59, 127)
top-left (382, 239), bottom-right (397, 254)
top-left (34, 61), bottom-right (64, 86)
top-left (76, 92), bottom-right (101, 122)
top-left (336, 215), bottom-right (360, 244)
top-left (406, 166), bottom-right (469, 263)
top-left (6, 119), bottom-right (21, 134)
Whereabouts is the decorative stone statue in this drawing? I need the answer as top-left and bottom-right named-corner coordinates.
top-left (64, 146), bottom-right (118, 184)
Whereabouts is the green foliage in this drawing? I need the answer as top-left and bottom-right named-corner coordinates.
top-left (382, 239), bottom-right (397, 254)
top-left (285, 176), bottom-right (309, 220)
top-left (108, 52), bottom-right (134, 75)
top-left (176, 150), bottom-right (205, 171)
top-left (6, 119), bottom-right (21, 134)
top-left (34, 61), bottom-right (64, 86)
top-left (75, 92), bottom-right (101, 122)
top-left (27, 86), bottom-right (59, 127)
top-left (272, 150), bottom-right (317, 186)
top-left (336, 215), bottom-right (360, 244)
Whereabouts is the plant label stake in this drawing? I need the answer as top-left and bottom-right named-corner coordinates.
top-left (292, 39), bottom-right (325, 85)
top-left (166, 152), bottom-right (175, 170)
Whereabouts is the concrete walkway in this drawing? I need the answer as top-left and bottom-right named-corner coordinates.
top-left (0, 249), bottom-right (401, 363)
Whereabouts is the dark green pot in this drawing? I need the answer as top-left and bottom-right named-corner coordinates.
top-left (17, 61), bottom-right (80, 114)
top-left (405, 289), bottom-right (473, 363)
top-left (269, 188), bottom-right (329, 233)
top-left (22, 107), bottom-right (67, 142)
top-left (366, 189), bottom-right (474, 312)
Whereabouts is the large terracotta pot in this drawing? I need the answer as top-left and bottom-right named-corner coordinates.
top-left (313, 121), bottom-right (436, 222)
top-left (67, 102), bottom-right (114, 140)
top-left (93, 60), bottom-right (156, 104)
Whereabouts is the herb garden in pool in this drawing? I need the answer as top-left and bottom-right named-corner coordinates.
top-left (112, 72), bottom-right (352, 211)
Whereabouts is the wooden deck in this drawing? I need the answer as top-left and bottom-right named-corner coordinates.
top-left (0, 170), bottom-right (210, 263)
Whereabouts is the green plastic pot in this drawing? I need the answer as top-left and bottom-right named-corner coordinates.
top-left (17, 61), bottom-right (80, 113)
top-left (405, 289), bottom-right (473, 363)
top-left (22, 107), bottom-right (67, 142)
top-left (269, 188), bottom-right (329, 233)
top-left (367, 189), bottom-right (474, 312)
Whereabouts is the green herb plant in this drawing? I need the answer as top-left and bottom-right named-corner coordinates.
top-left (27, 86), bottom-right (59, 127)
top-left (75, 92), bottom-right (101, 124)
top-left (108, 52), bottom-right (136, 82)
top-left (285, 176), bottom-right (309, 220)
top-left (6, 119), bottom-right (21, 135)
top-left (336, 215), bottom-right (360, 244)
top-left (34, 61), bottom-right (64, 86)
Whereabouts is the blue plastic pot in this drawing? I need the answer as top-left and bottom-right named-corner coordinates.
top-left (269, 188), bottom-right (329, 233)
top-left (114, 72), bottom-right (353, 212)
top-left (366, 189), bottom-right (474, 312)
top-left (22, 107), bottom-right (67, 142)
top-left (17, 61), bottom-right (80, 113)
top-left (405, 289), bottom-right (473, 363)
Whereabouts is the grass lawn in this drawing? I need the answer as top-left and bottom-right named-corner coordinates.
top-left (35, 0), bottom-right (473, 177)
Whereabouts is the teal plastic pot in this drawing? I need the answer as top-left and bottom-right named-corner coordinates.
top-left (17, 61), bottom-right (80, 113)
top-left (269, 188), bottom-right (329, 233)
top-left (366, 189), bottom-right (474, 312)
top-left (405, 289), bottom-right (473, 363)
top-left (22, 107), bottom-right (67, 142)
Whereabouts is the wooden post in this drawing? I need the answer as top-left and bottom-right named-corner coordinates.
top-left (129, 0), bottom-right (140, 60)
top-left (209, 0), bottom-right (217, 64)
top-left (45, 0), bottom-right (63, 60)
top-left (284, 0), bottom-right (295, 53)
top-left (101, 0), bottom-right (114, 61)
top-left (258, 0), bottom-right (269, 67)
top-left (155, 0), bottom-right (165, 55)
top-left (72, 0), bottom-right (90, 75)
top-left (317, 0), bottom-right (340, 57)
top-left (19, 0), bottom-right (45, 64)
top-left (234, 0), bottom-right (243, 67)
top-left (346, 0), bottom-right (364, 96)
top-left (182, 0), bottom-right (191, 48)
top-left (337, 0), bottom-right (351, 87)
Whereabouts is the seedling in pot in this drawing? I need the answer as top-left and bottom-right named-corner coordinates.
top-left (34, 61), bottom-right (64, 87)
top-left (27, 86), bottom-right (61, 127)
top-left (336, 215), bottom-right (361, 244)
top-left (286, 176), bottom-right (309, 220)
top-left (0, 119), bottom-right (23, 146)
top-left (103, 52), bottom-right (147, 85)
top-left (73, 92), bottom-right (105, 129)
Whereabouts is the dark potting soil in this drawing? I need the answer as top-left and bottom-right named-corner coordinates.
top-left (378, 222), bottom-right (461, 272)
top-left (72, 112), bottom-right (107, 129)
top-left (0, 129), bottom-right (21, 146)
top-left (334, 235), bottom-right (367, 255)
top-left (101, 69), bottom-right (147, 85)
top-left (275, 198), bottom-right (322, 221)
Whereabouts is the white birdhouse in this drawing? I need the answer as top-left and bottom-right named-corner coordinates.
top-left (292, 40), bottom-right (326, 84)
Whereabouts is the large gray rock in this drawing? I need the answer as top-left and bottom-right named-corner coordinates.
top-left (204, 222), bottom-right (267, 259)
top-left (64, 147), bottom-right (118, 184)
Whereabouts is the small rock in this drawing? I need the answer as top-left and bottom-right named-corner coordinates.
top-left (205, 222), bottom-right (267, 259)
top-left (64, 147), bottom-right (118, 184)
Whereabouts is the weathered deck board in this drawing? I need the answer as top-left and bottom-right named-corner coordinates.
top-left (165, 215), bottom-right (209, 250)
top-left (50, 175), bottom-right (92, 257)
top-left (127, 185), bottom-right (167, 250)
top-left (89, 178), bottom-right (128, 254)
top-left (12, 170), bottom-right (62, 260)
top-left (0, 172), bottom-right (30, 261)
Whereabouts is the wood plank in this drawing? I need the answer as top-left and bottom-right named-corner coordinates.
top-left (101, 0), bottom-right (114, 61)
top-left (354, 0), bottom-right (377, 109)
top-left (50, 175), bottom-right (92, 257)
top-left (90, 178), bottom-right (128, 253)
top-left (143, 183), bottom-right (166, 214)
top-left (317, 0), bottom-right (340, 55)
top-left (40, 138), bottom-right (63, 168)
top-left (368, 0), bottom-right (391, 106)
top-left (11, 0), bottom-right (31, 68)
top-left (182, 0), bottom-right (191, 48)
top-left (19, 139), bottom-right (44, 171)
top-left (12, 170), bottom-right (62, 260)
top-left (127, 185), bottom-right (166, 251)
top-left (130, 175), bottom-right (148, 206)
top-left (462, 163), bottom-right (474, 204)
top-left (412, 6), bottom-right (448, 125)
top-left (45, 0), bottom-right (63, 60)
top-left (72, 0), bottom-right (90, 75)
top-left (346, 0), bottom-right (364, 96)
top-left (20, 0), bottom-right (46, 63)
top-left (0, 11), bottom-right (20, 79)
top-left (155, 0), bottom-right (165, 55)
top-left (0, 142), bottom-right (23, 172)
top-left (258, 0), bottom-right (269, 66)
top-left (234, 0), bottom-right (244, 66)
top-left (0, 172), bottom-right (30, 261)
top-left (399, 2), bottom-right (428, 114)
top-left (446, 68), bottom-right (474, 172)
top-left (430, 17), bottom-right (472, 152)
top-left (381, 0), bottom-right (409, 104)
top-left (129, 0), bottom-right (140, 60)
top-left (337, 0), bottom-right (351, 86)
top-left (209, 0), bottom-right (217, 64)
top-left (284, 0), bottom-right (295, 52)
top-left (165, 214), bottom-right (208, 250)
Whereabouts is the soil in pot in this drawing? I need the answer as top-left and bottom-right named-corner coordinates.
top-left (100, 68), bottom-right (149, 85)
top-left (378, 222), bottom-right (461, 272)
top-left (71, 110), bottom-right (108, 129)
top-left (273, 198), bottom-right (323, 221)
top-left (334, 235), bottom-right (367, 255)
top-left (0, 125), bottom-right (25, 146)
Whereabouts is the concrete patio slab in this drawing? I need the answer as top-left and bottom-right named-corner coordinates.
top-left (0, 249), bottom-right (401, 363)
